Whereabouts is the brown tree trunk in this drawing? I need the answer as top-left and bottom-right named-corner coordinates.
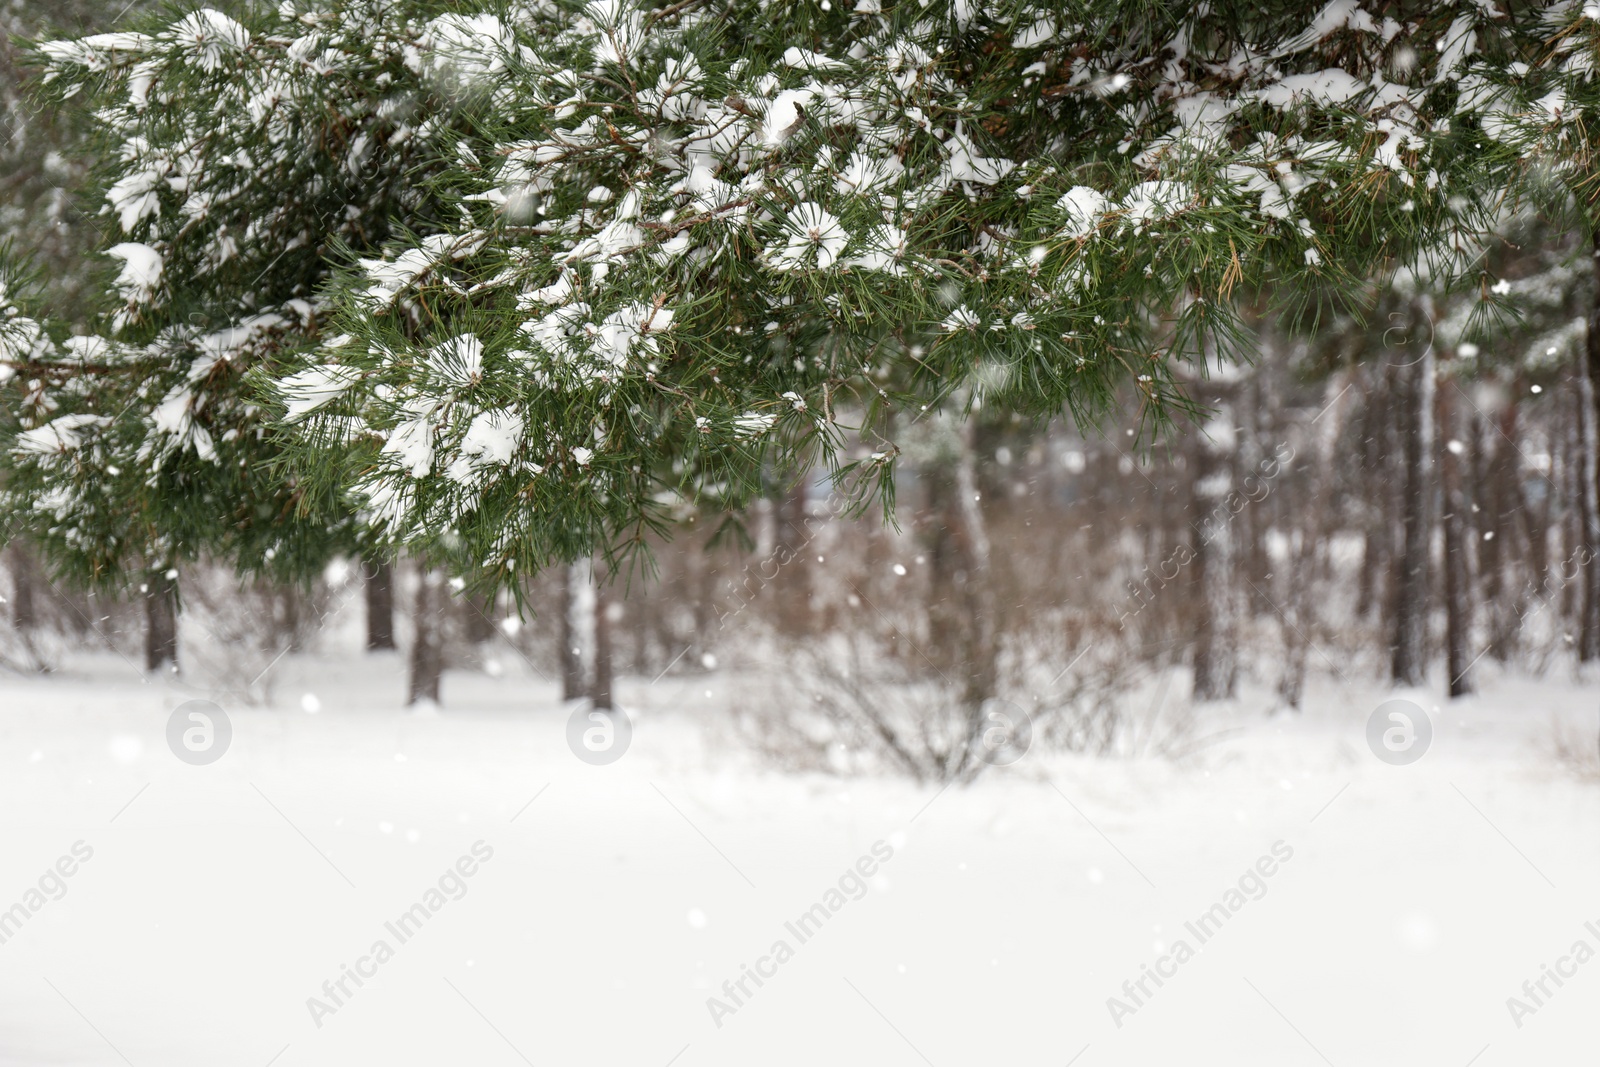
top-left (1479, 390), bottom-right (1521, 660)
top-left (560, 561), bottom-right (589, 701)
top-left (7, 543), bottom-right (38, 632)
top-left (920, 419), bottom-right (999, 778)
top-left (632, 575), bottom-right (652, 675)
top-left (1389, 301), bottom-right (1435, 688)
top-left (1240, 352), bottom-right (1275, 618)
top-left (1355, 367), bottom-right (1391, 621)
top-left (1279, 375), bottom-right (1348, 709)
top-left (1561, 402), bottom-right (1583, 627)
top-left (365, 557), bottom-right (396, 651)
top-left (276, 584), bottom-right (305, 653)
top-left (689, 532), bottom-right (715, 667)
top-left (1191, 397), bottom-right (1239, 701)
top-left (407, 566), bottom-right (444, 705)
top-left (1579, 250), bottom-right (1600, 659)
top-left (592, 568), bottom-right (614, 711)
top-left (465, 589), bottom-right (497, 646)
top-left (144, 565), bottom-right (179, 674)
top-left (773, 476), bottom-right (813, 635)
top-left (1439, 383), bottom-right (1475, 696)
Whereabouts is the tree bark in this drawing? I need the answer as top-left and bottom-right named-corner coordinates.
top-left (465, 589), bottom-right (497, 646)
top-left (1191, 398), bottom-right (1239, 701)
top-left (143, 565), bottom-right (179, 674)
top-left (1579, 241), bottom-right (1600, 659)
top-left (1356, 368), bottom-right (1393, 621)
top-left (1439, 382), bottom-right (1475, 696)
top-left (1479, 388), bottom-right (1521, 660)
top-left (560, 560), bottom-right (591, 701)
top-left (920, 418), bottom-right (999, 778)
top-left (1389, 301), bottom-right (1435, 688)
top-left (7, 543), bottom-right (38, 632)
top-left (407, 566), bottom-right (444, 705)
top-left (592, 568), bottom-right (615, 711)
top-left (1279, 375), bottom-right (1347, 709)
top-left (277, 584), bottom-right (305, 654)
top-left (632, 574), bottom-right (651, 675)
top-left (364, 557), bottom-right (396, 651)
top-left (773, 475), bottom-right (813, 635)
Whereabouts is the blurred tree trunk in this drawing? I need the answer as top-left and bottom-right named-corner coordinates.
top-left (950, 421), bottom-right (998, 774)
top-left (279, 585), bottom-right (305, 653)
top-left (773, 476), bottom-right (813, 635)
top-left (632, 576), bottom-right (651, 675)
top-left (464, 589), bottom-right (497, 646)
top-left (1516, 407), bottom-right (1551, 605)
top-left (364, 557), bottom-right (396, 651)
top-left (1355, 368), bottom-right (1392, 621)
top-left (921, 419), bottom-right (998, 777)
top-left (1439, 382), bottom-right (1476, 696)
top-left (7, 542), bottom-right (38, 632)
top-left (1279, 375), bottom-right (1348, 709)
top-left (592, 569), bottom-right (615, 711)
top-left (1389, 302), bottom-right (1435, 688)
top-left (407, 566), bottom-right (444, 705)
top-left (688, 532), bottom-right (715, 667)
top-left (1240, 346), bottom-right (1275, 617)
top-left (143, 565), bottom-right (178, 674)
top-left (1561, 404), bottom-right (1583, 625)
top-left (560, 560), bottom-right (591, 701)
top-left (1479, 387), bottom-right (1521, 660)
top-left (1579, 262), bottom-right (1600, 659)
top-left (1191, 397), bottom-right (1239, 701)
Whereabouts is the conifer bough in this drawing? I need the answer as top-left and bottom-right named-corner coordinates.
top-left (2, 0), bottom-right (1576, 590)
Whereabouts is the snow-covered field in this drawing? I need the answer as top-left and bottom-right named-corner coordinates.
top-left (0, 649), bottom-right (1596, 1067)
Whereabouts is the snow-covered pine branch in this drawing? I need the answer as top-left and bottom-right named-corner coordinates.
top-left (8, 0), bottom-right (1592, 592)
top-left (0, 0), bottom-right (461, 584)
top-left (267, 0), bottom-right (1529, 582)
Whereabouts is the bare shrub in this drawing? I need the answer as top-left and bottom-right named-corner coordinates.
top-left (1551, 714), bottom-right (1600, 781)
top-left (733, 609), bottom-right (1181, 782)
top-left (180, 563), bottom-right (333, 705)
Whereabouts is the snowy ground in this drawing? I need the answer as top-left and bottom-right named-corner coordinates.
top-left (0, 646), bottom-right (1596, 1067)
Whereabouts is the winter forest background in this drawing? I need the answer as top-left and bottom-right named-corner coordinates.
top-left (1, 2), bottom-right (1598, 1065)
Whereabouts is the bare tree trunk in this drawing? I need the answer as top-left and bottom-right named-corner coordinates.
top-left (689, 533), bottom-right (714, 667)
top-left (464, 589), bottom-right (497, 646)
top-left (275, 584), bottom-right (305, 653)
top-left (1356, 369), bottom-right (1391, 620)
top-left (1579, 266), bottom-right (1600, 660)
top-left (952, 422), bottom-right (998, 718)
top-left (7, 543), bottom-right (38, 632)
top-left (1192, 398), bottom-right (1239, 701)
top-left (1561, 402), bottom-right (1583, 627)
top-left (143, 565), bottom-right (179, 674)
top-left (560, 560), bottom-right (592, 701)
top-left (1389, 303), bottom-right (1435, 688)
top-left (1439, 382), bottom-right (1476, 696)
top-left (1279, 375), bottom-right (1348, 709)
top-left (1516, 392), bottom-right (1551, 604)
top-left (364, 557), bottom-right (396, 651)
top-left (773, 476), bottom-right (813, 635)
top-left (1479, 389), bottom-right (1521, 660)
top-left (1240, 352), bottom-right (1275, 618)
top-left (920, 418), bottom-right (999, 778)
top-left (632, 575), bottom-right (651, 675)
top-left (407, 566), bottom-right (444, 705)
top-left (592, 568), bottom-right (614, 711)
